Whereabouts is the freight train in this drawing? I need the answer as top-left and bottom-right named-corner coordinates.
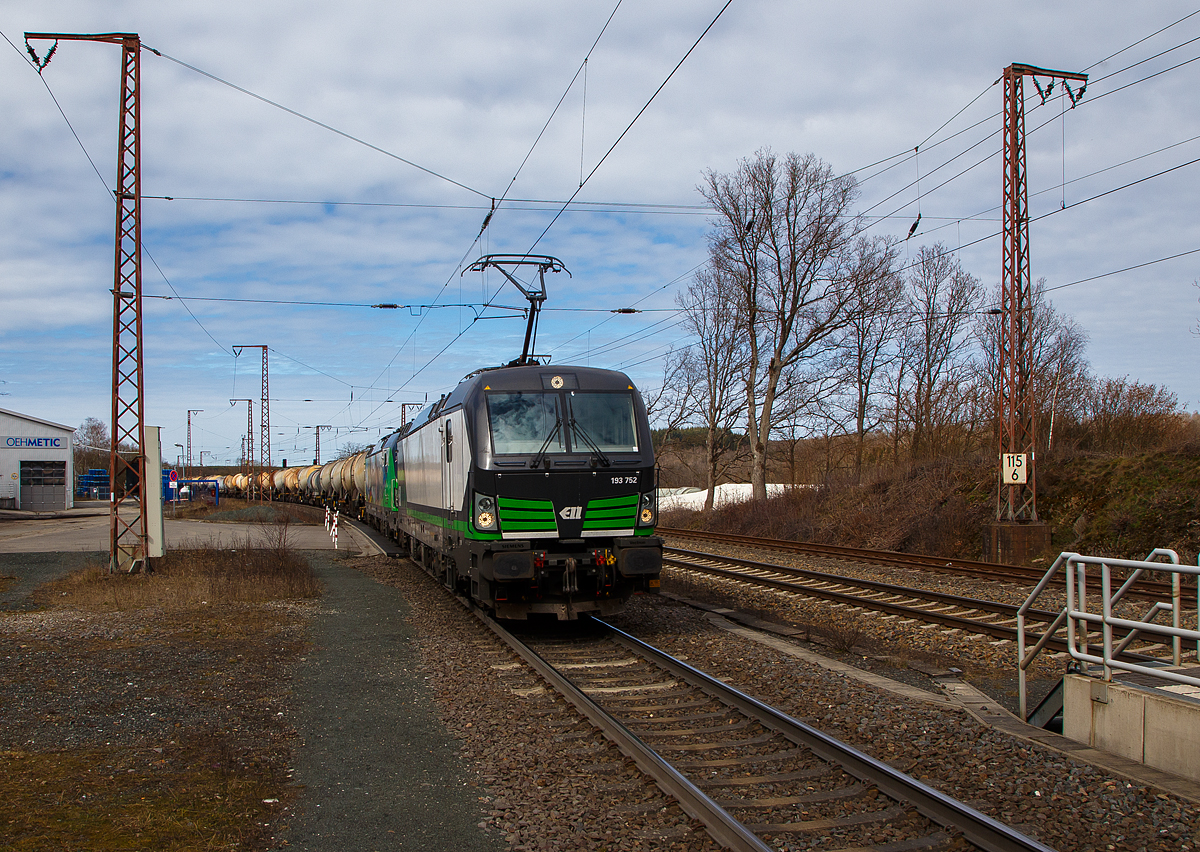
top-left (213, 254), bottom-right (663, 619)
top-left (213, 363), bottom-right (662, 619)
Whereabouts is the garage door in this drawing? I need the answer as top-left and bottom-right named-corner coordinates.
top-left (20, 460), bottom-right (66, 511)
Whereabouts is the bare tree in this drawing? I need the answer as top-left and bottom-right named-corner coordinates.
top-left (74, 417), bottom-right (110, 475)
top-left (676, 266), bottom-right (748, 509)
top-left (904, 244), bottom-right (981, 460)
top-left (832, 235), bottom-right (904, 482)
top-left (645, 347), bottom-right (698, 482)
top-left (771, 371), bottom-right (844, 484)
top-left (700, 149), bottom-right (860, 501)
top-left (1084, 376), bottom-right (1184, 452)
top-left (974, 277), bottom-right (1091, 452)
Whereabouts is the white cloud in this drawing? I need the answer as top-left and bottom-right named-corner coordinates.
top-left (2, 0), bottom-right (1199, 451)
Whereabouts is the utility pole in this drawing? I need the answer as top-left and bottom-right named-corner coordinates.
top-left (186, 409), bottom-right (202, 481)
top-left (26, 32), bottom-right (150, 572)
top-left (993, 63), bottom-right (1086, 562)
top-left (313, 425), bottom-right (331, 465)
top-left (234, 346), bottom-right (270, 500)
top-left (231, 399), bottom-right (254, 496)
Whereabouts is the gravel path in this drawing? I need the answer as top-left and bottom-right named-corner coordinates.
top-left (280, 554), bottom-right (508, 851)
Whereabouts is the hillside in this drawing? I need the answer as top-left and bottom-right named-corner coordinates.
top-left (660, 442), bottom-right (1200, 566)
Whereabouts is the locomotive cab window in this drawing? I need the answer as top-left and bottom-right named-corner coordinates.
top-left (487, 392), bottom-right (564, 455)
top-left (568, 392), bottom-right (638, 453)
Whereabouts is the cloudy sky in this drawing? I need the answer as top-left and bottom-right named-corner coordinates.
top-left (2, 1), bottom-right (1198, 466)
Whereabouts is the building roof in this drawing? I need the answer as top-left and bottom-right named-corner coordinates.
top-left (0, 407), bottom-right (75, 434)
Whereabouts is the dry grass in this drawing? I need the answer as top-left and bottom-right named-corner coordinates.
top-left (0, 738), bottom-right (285, 852)
top-left (170, 498), bottom-right (317, 526)
top-left (1, 537), bottom-right (318, 850)
top-left (32, 523), bottom-right (320, 612)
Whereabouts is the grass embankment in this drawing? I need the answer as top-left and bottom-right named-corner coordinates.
top-left (0, 530), bottom-right (320, 851)
top-left (662, 442), bottom-right (1200, 564)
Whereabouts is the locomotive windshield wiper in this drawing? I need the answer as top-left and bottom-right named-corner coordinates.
top-left (529, 418), bottom-right (562, 469)
top-left (570, 419), bottom-right (611, 468)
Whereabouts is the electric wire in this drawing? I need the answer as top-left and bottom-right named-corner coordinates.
top-left (525, 0), bottom-right (735, 255)
top-left (145, 46), bottom-right (489, 199)
top-left (897, 130), bottom-right (1200, 243)
top-left (547, 260), bottom-right (707, 353)
top-left (1043, 245), bottom-right (1200, 295)
top-left (340, 1), bottom-right (651, 428)
top-left (494, 0), bottom-right (625, 210)
top-left (143, 245), bottom-right (230, 353)
top-left (142, 194), bottom-right (710, 214)
top-left (859, 43), bottom-right (1200, 240)
top-left (1083, 8), bottom-right (1200, 72)
top-left (2, 29), bottom-right (113, 195)
top-left (350, 0), bottom-right (735, 431)
top-left (268, 347), bottom-right (355, 388)
top-left (850, 18), bottom-right (1200, 204)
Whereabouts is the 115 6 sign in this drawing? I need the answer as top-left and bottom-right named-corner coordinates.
top-left (1001, 453), bottom-right (1027, 484)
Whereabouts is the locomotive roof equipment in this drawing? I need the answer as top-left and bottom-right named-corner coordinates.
top-left (464, 254), bottom-right (569, 367)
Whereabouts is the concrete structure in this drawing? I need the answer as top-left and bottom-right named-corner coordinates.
top-left (0, 408), bottom-right (74, 511)
top-left (1064, 672), bottom-right (1200, 785)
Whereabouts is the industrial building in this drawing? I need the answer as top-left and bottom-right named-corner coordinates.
top-left (0, 408), bottom-right (74, 511)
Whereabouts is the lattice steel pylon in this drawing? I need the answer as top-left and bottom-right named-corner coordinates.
top-left (186, 409), bottom-right (202, 480)
top-left (234, 346), bottom-right (270, 501)
top-left (26, 32), bottom-right (150, 571)
top-left (231, 399), bottom-right (254, 491)
top-left (313, 425), bottom-right (331, 465)
top-left (997, 63), bottom-right (1086, 523)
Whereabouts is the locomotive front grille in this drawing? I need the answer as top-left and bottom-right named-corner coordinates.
top-left (582, 494), bottom-right (638, 531)
top-left (497, 496), bottom-right (557, 534)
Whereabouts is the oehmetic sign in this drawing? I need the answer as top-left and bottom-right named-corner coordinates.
top-left (3, 437), bottom-right (65, 448)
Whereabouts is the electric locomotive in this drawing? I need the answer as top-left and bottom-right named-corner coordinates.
top-left (363, 254), bottom-right (661, 619)
top-left (364, 361), bottom-right (662, 619)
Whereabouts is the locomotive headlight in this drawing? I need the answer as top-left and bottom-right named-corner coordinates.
top-left (474, 493), bottom-right (498, 531)
top-left (638, 492), bottom-right (656, 526)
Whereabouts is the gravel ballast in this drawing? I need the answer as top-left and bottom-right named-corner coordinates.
top-left (353, 553), bottom-right (1199, 852)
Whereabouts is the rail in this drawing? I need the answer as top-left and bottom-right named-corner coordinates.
top-left (1018, 548), bottom-right (1200, 719)
top-left (475, 603), bottom-right (1054, 851)
top-left (660, 526), bottom-right (1190, 598)
top-left (474, 608), bottom-right (774, 852)
top-left (600, 622), bottom-right (1055, 852)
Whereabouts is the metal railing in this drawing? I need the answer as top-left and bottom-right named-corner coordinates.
top-left (1018, 549), bottom-right (1200, 720)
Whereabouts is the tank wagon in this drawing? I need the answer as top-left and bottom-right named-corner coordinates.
top-left (363, 363), bottom-right (662, 619)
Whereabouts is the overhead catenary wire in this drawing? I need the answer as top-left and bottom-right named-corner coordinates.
top-left (145, 46), bottom-right (489, 199)
top-left (848, 10), bottom-right (1200, 192)
top-left (1, 28), bottom-right (112, 194)
top-left (525, 0), bottom-right (735, 255)
top-left (142, 194), bottom-right (711, 214)
top-left (911, 130), bottom-right (1200, 242)
top-left (349, 0), bottom-right (736, 431)
top-left (556, 19), bottom-right (1200, 373)
top-left (12, 11), bottom-right (1200, 417)
top-left (858, 43), bottom-right (1200, 241)
top-left (337, 0), bottom-right (644, 427)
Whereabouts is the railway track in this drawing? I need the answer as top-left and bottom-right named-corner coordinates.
top-left (480, 612), bottom-right (1052, 852)
top-left (658, 527), bottom-right (1188, 599)
top-left (662, 546), bottom-right (1176, 666)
